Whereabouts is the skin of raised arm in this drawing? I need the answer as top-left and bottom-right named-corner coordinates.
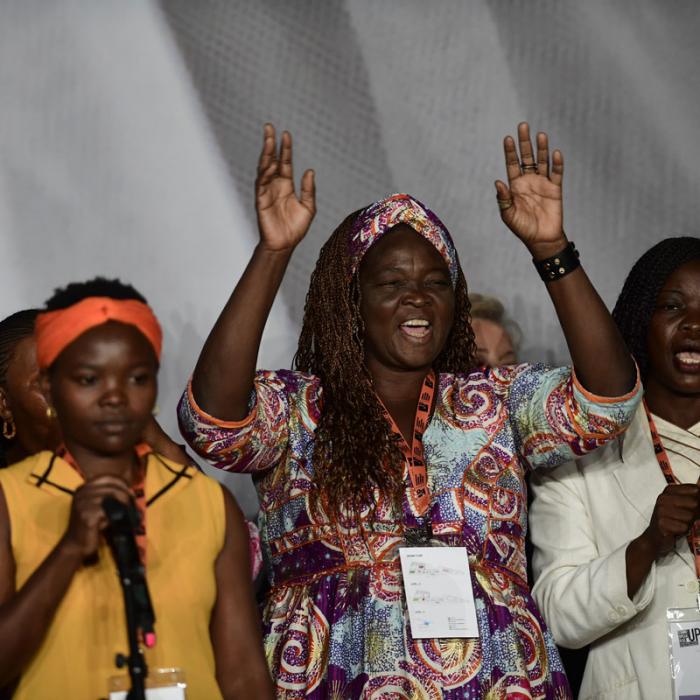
top-left (0, 476), bottom-right (133, 685)
top-left (191, 245), bottom-right (295, 421)
top-left (210, 486), bottom-right (275, 699)
top-left (191, 125), bottom-right (315, 421)
top-left (541, 266), bottom-right (635, 396)
top-left (496, 123), bottom-right (636, 396)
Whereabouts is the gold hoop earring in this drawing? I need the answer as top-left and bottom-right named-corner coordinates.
top-left (46, 406), bottom-right (56, 419)
top-left (152, 405), bottom-right (160, 417)
top-left (2, 417), bottom-right (16, 440)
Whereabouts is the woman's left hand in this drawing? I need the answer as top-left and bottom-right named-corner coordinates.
top-left (495, 122), bottom-right (565, 258)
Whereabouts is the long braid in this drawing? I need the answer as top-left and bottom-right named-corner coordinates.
top-left (294, 211), bottom-right (476, 521)
top-left (613, 237), bottom-right (700, 382)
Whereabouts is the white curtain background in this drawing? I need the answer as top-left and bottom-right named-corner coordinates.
top-left (2, 0), bottom-right (699, 513)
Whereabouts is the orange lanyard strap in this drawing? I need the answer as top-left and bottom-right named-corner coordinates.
top-left (378, 370), bottom-right (436, 520)
top-left (643, 401), bottom-right (700, 580)
top-left (58, 445), bottom-right (149, 566)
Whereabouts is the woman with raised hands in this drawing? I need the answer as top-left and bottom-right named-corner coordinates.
top-left (178, 123), bottom-right (640, 698)
top-left (0, 279), bottom-right (273, 699)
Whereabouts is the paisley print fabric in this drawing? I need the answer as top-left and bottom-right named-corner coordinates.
top-left (247, 519), bottom-right (263, 580)
top-left (347, 194), bottom-right (459, 285)
top-left (178, 363), bottom-right (639, 699)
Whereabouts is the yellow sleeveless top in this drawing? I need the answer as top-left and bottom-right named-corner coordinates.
top-left (0, 451), bottom-right (225, 700)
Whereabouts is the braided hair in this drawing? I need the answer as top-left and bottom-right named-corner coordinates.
top-left (294, 211), bottom-right (476, 522)
top-left (0, 309), bottom-right (41, 467)
top-left (613, 237), bottom-right (700, 382)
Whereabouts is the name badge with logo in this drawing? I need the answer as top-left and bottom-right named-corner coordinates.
top-left (668, 608), bottom-right (700, 700)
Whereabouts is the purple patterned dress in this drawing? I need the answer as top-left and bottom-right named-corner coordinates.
top-left (179, 363), bottom-right (639, 699)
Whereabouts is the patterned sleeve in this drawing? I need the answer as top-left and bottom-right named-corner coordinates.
top-left (503, 362), bottom-right (641, 470)
top-left (177, 369), bottom-right (308, 473)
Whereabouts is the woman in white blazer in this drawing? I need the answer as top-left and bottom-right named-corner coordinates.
top-left (530, 236), bottom-right (700, 699)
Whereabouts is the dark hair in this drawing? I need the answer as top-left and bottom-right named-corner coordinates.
top-left (44, 277), bottom-right (156, 375)
top-left (294, 212), bottom-right (476, 522)
top-left (613, 237), bottom-right (700, 381)
top-left (0, 309), bottom-right (41, 467)
top-left (45, 277), bottom-right (147, 310)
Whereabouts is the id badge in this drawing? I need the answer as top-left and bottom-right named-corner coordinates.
top-left (399, 546), bottom-right (479, 638)
top-left (668, 608), bottom-right (700, 700)
top-left (108, 667), bottom-right (187, 700)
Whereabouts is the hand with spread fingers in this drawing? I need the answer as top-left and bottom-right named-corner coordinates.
top-left (255, 123), bottom-right (316, 253)
top-left (191, 124), bottom-right (317, 422)
top-left (492, 121), bottom-right (636, 398)
top-left (496, 122), bottom-right (565, 259)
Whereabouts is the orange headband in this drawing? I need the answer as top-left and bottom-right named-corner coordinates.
top-left (35, 297), bottom-right (162, 369)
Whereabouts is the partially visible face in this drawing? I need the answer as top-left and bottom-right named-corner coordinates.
top-left (646, 259), bottom-right (700, 396)
top-left (471, 318), bottom-right (517, 367)
top-left (359, 225), bottom-right (455, 374)
top-left (44, 321), bottom-right (158, 457)
top-left (0, 336), bottom-right (60, 456)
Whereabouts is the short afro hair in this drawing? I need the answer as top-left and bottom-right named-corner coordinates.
top-left (45, 277), bottom-right (147, 311)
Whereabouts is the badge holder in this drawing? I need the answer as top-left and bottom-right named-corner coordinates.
top-left (108, 668), bottom-right (187, 700)
top-left (667, 607), bottom-right (700, 699)
top-left (403, 517), bottom-right (433, 548)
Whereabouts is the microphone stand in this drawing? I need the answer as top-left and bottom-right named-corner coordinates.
top-left (117, 557), bottom-right (147, 700)
top-left (104, 497), bottom-right (156, 700)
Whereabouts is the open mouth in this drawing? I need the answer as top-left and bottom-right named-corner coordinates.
top-left (400, 319), bottom-right (432, 339)
top-left (674, 350), bottom-right (700, 372)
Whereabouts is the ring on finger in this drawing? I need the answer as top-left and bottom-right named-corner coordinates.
top-left (521, 163), bottom-right (538, 173)
top-left (497, 198), bottom-right (513, 211)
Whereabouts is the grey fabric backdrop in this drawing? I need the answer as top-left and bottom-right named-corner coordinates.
top-left (2, 0), bottom-right (699, 512)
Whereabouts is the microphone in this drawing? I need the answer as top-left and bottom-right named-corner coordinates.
top-left (102, 496), bottom-right (157, 648)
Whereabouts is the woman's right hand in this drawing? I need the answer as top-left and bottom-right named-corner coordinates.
top-left (60, 476), bottom-right (133, 559)
top-left (643, 483), bottom-right (700, 557)
top-left (626, 482), bottom-right (700, 598)
top-left (255, 124), bottom-right (316, 253)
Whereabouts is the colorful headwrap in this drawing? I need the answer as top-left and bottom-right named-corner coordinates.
top-left (348, 193), bottom-right (459, 285)
top-left (35, 297), bottom-right (162, 369)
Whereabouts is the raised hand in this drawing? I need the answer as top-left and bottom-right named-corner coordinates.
top-left (495, 122), bottom-right (564, 257)
top-left (255, 124), bottom-right (316, 252)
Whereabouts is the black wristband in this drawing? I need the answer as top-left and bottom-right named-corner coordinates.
top-left (533, 241), bottom-right (580, 282)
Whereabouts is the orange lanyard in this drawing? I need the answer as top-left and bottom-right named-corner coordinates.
top-left (644, 401), bottom-right (700, 604)
top-left (58, 445), bottom-right (149, 565)
top-left (378, 370), bottom-right (436, 519)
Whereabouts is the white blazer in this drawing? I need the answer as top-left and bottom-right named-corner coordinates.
top-left (530, 405), bottom-right (699, 699)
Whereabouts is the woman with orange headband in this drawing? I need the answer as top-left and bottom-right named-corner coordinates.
top-left (0, 279), bottom-right (273, 699)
